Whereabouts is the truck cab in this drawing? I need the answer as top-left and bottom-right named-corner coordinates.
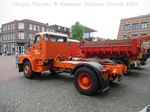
top-left (18, 32), bottom-right (69, 73)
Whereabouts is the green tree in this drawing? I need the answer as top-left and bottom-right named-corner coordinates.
top-left (70, 21), bottom-right (85, 41)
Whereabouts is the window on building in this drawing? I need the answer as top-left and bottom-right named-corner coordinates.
top-left (58, 26), bottom-right (61, 30)
top-left (8, 25), bottom-right (10, 30)
top-left (124, 35), bottom-right (128, 39)
top-left (10, 34), bottom-right (12, 40)
top-left (3, 35), bottom-right (5, 40)
top-left (3, 44), bottom-right (6, 47)
top-left (132, 23), bottom-right (138, 30)
top-left (124, 24), bottom-right (130, 30)
top-left (8, 34), bottom-right (10, 40)
top-left (33, 25), bottom-right (36, 31)
top-left (132, 35), bottom-right (138, 38)
top-left (64, 28), bottom-right (66, 31)
top-left (13, 33), bottom-right (15, 39)
top-left (47, 28), bottom-right (49, 32)
top-left (37, 26), bottom-right (40, 31)
top-left (3, 26), bottom-right (5, 32)
top-left (11, 43), bottom-right (15, 47)
top-left (50, 29), bottom-right (54, 32)
top-left (18, 32), bottom-right (24, 39)
top-left (141, 22), bottom-right (148, 29)
top-left (18, 23), bottom-right (24, 29)
top-left (141, 34), bottom-right (147, 37)
top-left (29, 24), bottom-right (32, 30)
top-left (11, 24), bottom-right (12, 30)
top-left (42, 27), bottom-right (45, 32)
top-left (83, 33), bottom-right (90, 38)
top-left (13, 23), bottom-right (15, 29)
top-left (6, 26), bottom-right (7, 31)
top-left (5, 35), bottom-right (7, 40)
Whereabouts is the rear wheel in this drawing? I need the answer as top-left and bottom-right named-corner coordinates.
top-left (74, 67), bottom-right (99, 96)
top-left (23, 61), bottom-right (34, 79)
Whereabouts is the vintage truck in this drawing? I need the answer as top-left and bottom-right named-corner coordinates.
top-left (18, 32), bottom-right (127, 96)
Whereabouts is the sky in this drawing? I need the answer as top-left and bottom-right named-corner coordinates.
top-left (0, 0), bottom-right (149, 39)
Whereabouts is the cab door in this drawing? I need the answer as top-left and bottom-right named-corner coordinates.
top-left (33, 35), bottom-right (41, 59)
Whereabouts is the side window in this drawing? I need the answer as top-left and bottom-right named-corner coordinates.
top-left (50, 35), bottom-right (67, 42)
top-left (35, 35), bottom-right (40, 44)
top-left (44, 34), bottom-right (49, 41)
top-left (50, 36), bottom-right (56, 42)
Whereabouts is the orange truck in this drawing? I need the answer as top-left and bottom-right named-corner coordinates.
top-left (18, 32), bottom-right (127, 96)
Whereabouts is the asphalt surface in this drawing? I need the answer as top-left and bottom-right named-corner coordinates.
top-left (0, 55), bottom-right (150, 112)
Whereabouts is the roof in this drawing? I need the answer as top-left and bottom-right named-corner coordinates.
top-left (22, 19), bottom-right (48, 26)
top-left (84, 26), bottom-right (97, 33)
top-left (36, 32), bottom-right (68, 37)
top-left (121, 13), bottom-right (150, 21)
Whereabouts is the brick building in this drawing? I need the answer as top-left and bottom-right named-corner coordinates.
top-left (1, 19), bottom-right (69, 54)
top-left (117, 14), bottom-right (150, 48)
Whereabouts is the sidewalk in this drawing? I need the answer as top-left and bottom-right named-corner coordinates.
top-left (0, 55), bottom-right (22, 84)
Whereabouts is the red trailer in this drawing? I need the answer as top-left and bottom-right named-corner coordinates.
top-left (68, 39), bottom-right (84, 58)
top-left (80, 36), bottom-right (150, 68)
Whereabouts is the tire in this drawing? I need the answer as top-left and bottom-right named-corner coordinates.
top-left (35, 72), bottom-right (41, 77)
top-left (23, 61), bottom-right (34, 79)
top-left (74, 67), bottom-right (99, 96)
top-left (50, 70), bottom-right (57, 74)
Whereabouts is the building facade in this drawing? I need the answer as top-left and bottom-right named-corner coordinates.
top-left (49, 25), bottom-right (70, 35)
top-left (117, 14), bottom-right (150, 48)
top-left (1, 19), bottom-right (69, 54)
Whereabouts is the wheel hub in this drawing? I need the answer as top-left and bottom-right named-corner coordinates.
top-left (24, 66), bottom-right (30, 76)
top-left (82, 77), bottom-right (91, 85)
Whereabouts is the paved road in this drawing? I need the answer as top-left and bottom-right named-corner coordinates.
top-left (0, 56), bottom-right (150, 112)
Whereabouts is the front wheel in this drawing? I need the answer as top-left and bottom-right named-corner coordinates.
top-left (23, 61), bottom-right (34, 79)
top-left (74, 67), bottom-right (99, 96)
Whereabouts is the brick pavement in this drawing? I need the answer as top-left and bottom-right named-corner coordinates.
top-left (0, 56), bottom-right (150, 112)
top-left (0, 55), bottom-right (22, 83)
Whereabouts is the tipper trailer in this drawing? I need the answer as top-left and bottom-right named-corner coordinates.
top-left (80, 36), bottom-right (150, 69)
